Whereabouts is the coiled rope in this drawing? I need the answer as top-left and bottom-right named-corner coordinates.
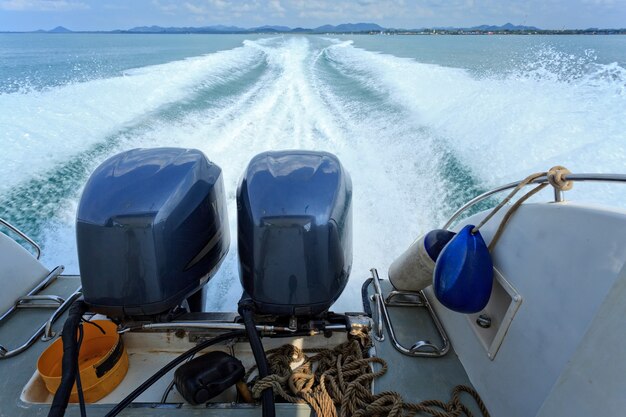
top-left (248, 332), bottom-right (490, 417)
top-left (472, 165), bottom-right (572, 250)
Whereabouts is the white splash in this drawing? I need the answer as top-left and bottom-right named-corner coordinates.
top-left (5, 36), bottom-right (625, 313)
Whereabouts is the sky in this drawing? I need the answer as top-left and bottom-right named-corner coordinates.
top-left (0, 0), bottom-right (624, 32)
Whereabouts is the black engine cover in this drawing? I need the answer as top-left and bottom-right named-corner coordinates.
top-left (77, 148), bottom-right (229, 318)
top-left (237, 150), bottom-right (352, 316)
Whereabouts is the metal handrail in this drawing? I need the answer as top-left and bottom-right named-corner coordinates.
top-left (0, 217), bottom-right (41, 259)
top-left (442, 173), bottom-right (626, 230)
top-left (0, 266), bottom-right (83, 358)
top-left (16, 295), bottom-right (65, 309)
top-left (0, 265), bottom-right (65, 322)
top-left (41, 287), bottom-right (83, 341)
top-left (369, 269), bottom-right (450, 358)
top-left (2, 288), bottom-right (82, 357)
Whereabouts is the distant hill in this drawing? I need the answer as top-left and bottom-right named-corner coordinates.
top-left (29, 22), bottom-right (545, 35)
top-left (25, 22), bottom-right (625, 35)
top-left (422, 23), bottom-right (539, 32)
top-left (252, 25), bottom-right (291, 32)
top-left (127, 25), bottom-right (247, 33)
top-left (290, 27), bottom-right (314, 33)
top-left (469, 23), bottom-right (539, 31)
top-left (125, 22), bottom-right (384, 34)
top-left (47, 26), bottom-right (73, 33)
top-left (314, 23), bottom-right (384, 33)
top-left (123, 22), bottom-right (543, 34)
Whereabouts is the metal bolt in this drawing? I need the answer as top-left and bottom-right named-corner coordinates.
top-left (289, 316), bottom-right (298, 330)
top-left (41, 331), bottom-right (56, 342)
top-left (476, 314), bottom-right (492, 329)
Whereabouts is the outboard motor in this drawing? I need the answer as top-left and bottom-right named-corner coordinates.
top-left (76, 148), bottom-right (229, 319)
top-left (237, 150), bottom-right (352, 316)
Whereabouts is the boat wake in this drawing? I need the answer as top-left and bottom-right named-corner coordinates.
top-left (1, 36), bottom-right (624, 311)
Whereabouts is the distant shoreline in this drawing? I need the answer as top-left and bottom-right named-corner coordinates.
top-left (3, 22), bottom-right (625, 36)
top-left (2, 30), bottom-right (625, 35)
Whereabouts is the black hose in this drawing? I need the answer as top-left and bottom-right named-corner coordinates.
top-left (75, 324), bottom-right (87, 417)
top-left (239, 298), bottom-right (275, 417)
top-left (104, 330), bottom-right (245, 417)
top-left (48, 300), bottom-right (88, 417)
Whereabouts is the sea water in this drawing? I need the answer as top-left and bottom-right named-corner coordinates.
top-left (1, 34), bottom-right (624, 311)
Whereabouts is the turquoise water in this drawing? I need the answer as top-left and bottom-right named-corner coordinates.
top-left (1, 34), bottom-right (625, 310)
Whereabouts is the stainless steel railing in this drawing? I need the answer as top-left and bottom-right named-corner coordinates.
top-left (442, 173), bottom-right (626, 230)
top-left (0, 217), bottom-right (41, 259)
top-left (369, 268), bottom-right (450, 358)
top-left (0, 218), bottom-right (82, 358)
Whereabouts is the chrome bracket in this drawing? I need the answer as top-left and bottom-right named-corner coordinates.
top-left (345, 313), bottom-right (373, 336)
top-left (369, 268), bottom-right (450, 357)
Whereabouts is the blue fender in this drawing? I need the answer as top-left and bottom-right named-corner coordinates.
top-left (423, 229), bottom-right (456, 261)
top-left (433, 225), bottom-right (493, 314)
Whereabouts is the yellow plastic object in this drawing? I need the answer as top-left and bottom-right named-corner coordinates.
top-left (37, 320), bottom-right (129, 403)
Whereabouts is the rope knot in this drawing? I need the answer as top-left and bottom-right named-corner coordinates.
top-left (249, 335), bottom-right (490, 417)
top-left (289, 371), bottom-right (315, 394)
top-left (547, 165), bottom-right (573, 191)
top-left (251, 374), bottom-right (284, 399)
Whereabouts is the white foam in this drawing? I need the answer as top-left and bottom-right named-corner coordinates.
top-left (35, 37), bottom-right (446, 311)
top-left (324, 43), bottom-right (626, 204)
top-left (14, 36), bottom-right (626, 313)
top-left (0, 45), bottom-right (261, 194)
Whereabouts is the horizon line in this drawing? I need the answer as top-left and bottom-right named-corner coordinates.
top-left (4, 22), bottom-right (626, 33)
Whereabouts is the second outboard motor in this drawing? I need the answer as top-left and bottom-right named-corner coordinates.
top-left (238, 150), bottom-right (352, 316)
top-left (76, 148), bottom-right (229, 319)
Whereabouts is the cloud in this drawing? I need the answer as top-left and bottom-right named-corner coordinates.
top-left (582, 0), bottom-right (615, 4)
top-left (151, 0), bottom-right (177, 13)
top-left (8, 0), bottom-right (614, 30)
top-left (229, 1), bottom-right (260, 13)
top-left (154, 0), bottom-right (264, 17)
top-left (0, 0), bottom-right (88, 11)
top-left (208, 0), bottom-right (228, 9)
top-left (184, 1), bottom-right (206, 14)
top-left (102, 4), bottom-right (128, 11)
top-left (269, 0), bottom-right (285, 16)
top-left (290, 0), bottom-right (413, 21)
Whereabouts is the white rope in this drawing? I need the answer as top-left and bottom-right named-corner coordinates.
top-left (471, 166), bottom-right (572, 250)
